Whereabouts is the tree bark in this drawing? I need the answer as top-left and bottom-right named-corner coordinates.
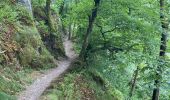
top-left (59, 0), bottom-right (68, 35)
top-left (68, 23), bottom-right (72, 40)
top-left (79, 0), bottom-right (101, 59)
top-left (152, 0), bottom-right (168, 100)
top-left (46, 0), bottom-right (55, 32)
top-left (129, 67), bottom-right (139, 97)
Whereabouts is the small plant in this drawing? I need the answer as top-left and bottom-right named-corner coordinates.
top-left (0, 2), bottom-right (17, 23)
top-left (0, 92), bottom-right (16, 100)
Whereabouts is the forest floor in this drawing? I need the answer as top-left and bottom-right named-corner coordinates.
top-left (18, 37), bottom-right (77, 100)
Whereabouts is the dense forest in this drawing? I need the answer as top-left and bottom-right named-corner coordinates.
top-left (0, 0), bottom-right (170, 100)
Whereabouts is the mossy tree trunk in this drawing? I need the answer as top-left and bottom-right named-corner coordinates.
top-left (59, 0), bottom-right (68, 35)
top-left (46, 0), bottom-right (55, 32)
top-left (152, 0), bottom-right (169, 100)
top-left (79, 0), bottom-right (101, 60)
top-left (44, 0), bottom-right (65, 58)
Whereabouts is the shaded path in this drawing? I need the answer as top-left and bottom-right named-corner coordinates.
top-left (18, 38), bottom-right (77, 100)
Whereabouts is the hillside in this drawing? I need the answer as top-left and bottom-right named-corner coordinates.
top-left (0, 0), bottom-right (170, 100)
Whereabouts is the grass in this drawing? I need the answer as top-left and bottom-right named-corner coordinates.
top-left (0, 1), bottom-right (59, 99)
top-left (0, 65), bottom-right (58, 99)
top-left (0, 66), bottom-right (34, 95)
top-left (0, 92), bottom-right (16, 100)
top-left (40, 70), bottom-right (123, 100)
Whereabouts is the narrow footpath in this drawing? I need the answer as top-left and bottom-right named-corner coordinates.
top-left (18, 38), bottom-right (77, 100)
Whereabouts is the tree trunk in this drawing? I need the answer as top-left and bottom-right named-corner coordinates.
top-left (68, 23), bottom-right (72, 40)
top-left (79, 0), bottom-right (101, 59)
top-left (152, 88), bottom-right (160, 100)
top-left (46, 0), bottom-right (55, 32)
top-left (59, 0), bottom-right (65, 15)
top-left (59, 0), bottom-right (68, 35)
top-left (129, 67), bottom-right (139, 97)
top-left (152, 0), bottom-right (168, 99)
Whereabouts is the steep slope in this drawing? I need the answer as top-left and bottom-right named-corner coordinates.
top-left (0, 0), bottom-right (65, 98)
top-left (18, 38), bottom-right (77, 100)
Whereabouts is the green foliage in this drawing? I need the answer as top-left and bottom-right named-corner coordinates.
top-left (0, 66), bottom-right (33, 95)
top-left (0, 3), bottom-right (17, 23)
top-left (15, 5), bottom-right (34, 26)
top-left (33, 5), bottom-right (65, 58)
top-left (18, 41), bottom-right (55, 68)
top-left (0, 92), bottom-right (16, 100)
top-left (36, 21), bottom-right (49, 36)
top-left (0, 0), bottom-right (60, 96)
top-left (32, 0), bottom-right (46, 6)
top-left (0, 0), bottom-right (169, 99)
top-left (108, 88), bottom-right (124, 100)
top-left (33, 6), bottom-right (47, 21)
top-left (15, 26), bottom-right (41, 48)
top-left (14, 25), bottom-right (55, 68)
top-left (41, 71), bottom-right (121, 100)
top-left (19, 44), bottom-right (37, 66)
top-left (64, 0), bottom-right (169, 99)
top-left (41, 73), bottom-right (81, 100)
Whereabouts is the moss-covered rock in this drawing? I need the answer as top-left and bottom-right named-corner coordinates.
top-left (33, 6), bottom-right (47, 21)
top-left (33, 5), bottom-right (65, 58)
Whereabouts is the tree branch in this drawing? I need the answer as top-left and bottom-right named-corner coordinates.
top-left (89, 43), bottom-right (140, 53)
top-left (95, 23), bottom-right (116, 41)
top-left (89, 45), bottom-right (123, 53)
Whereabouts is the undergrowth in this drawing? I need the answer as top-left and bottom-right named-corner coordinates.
top-left (40, 70), bottom-right (124, 100)
top-left (0, 1), bottom-right (61, 99)
top-left (0, 65), bottom-right (33, 99)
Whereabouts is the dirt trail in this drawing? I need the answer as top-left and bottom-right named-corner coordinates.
top-left (18, 38), bottom-right (77, 100)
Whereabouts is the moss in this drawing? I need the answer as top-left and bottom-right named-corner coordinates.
top-left (41, 70), bottom-right (124, 100)
top-left (0, 1), bottom-right (58, 97)
top-left (46, 33), bottom-right (65, 58)
top-left (108, 88), bottom-right (124, 100)
top-left (33, 6), bottom-right (47, 21)
top-left (18, 43), bottom-right (55, 68)
top-left (15, 26), bottom-right (41, 48)
top-left (36, 21), bottom-right (49, 37)
top-left (30, 47), bottom-right (55, 69)
top-left (33, 5), bottom-right (65, 58)
top-left (88, 69), bottom-right (124, 100)
top-left (19, 44), bottom-right (37, 67)
top-left (0, 3), bottom-right (17, 23)
top-left (14, 25), bottom-right (55, 68)
top-left (15, 5), bottom-right (34, 26)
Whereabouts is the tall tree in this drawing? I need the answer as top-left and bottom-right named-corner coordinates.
top-left (152, 0), bottom-right (169, 99)
top-left (46, 0), bottom-right (55, 32)
top-left (79, 0), bottom-right (101, 59)
top-left (59, 0), bottom-right (68, 35)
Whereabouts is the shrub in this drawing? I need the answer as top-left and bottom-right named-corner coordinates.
top-left (0, 3), bottom-right (17, 23)
top-left (0, 92), bottom-right (16, 100)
